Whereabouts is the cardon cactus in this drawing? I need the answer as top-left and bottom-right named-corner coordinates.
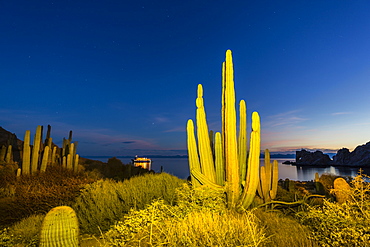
top-left (39, 206), bottom-right (79, 247)
top-left (257, 149), bottom-right (279, 203)
top-left (187, 50), bottom-right (261, 211)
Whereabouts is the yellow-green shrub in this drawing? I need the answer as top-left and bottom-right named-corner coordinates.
top-left (0, 214), bottom-right (45, 247)
top-left (298, 172), bottom-right (370, 246)
top-left (105, 191), bottom-right (266, 246)
top-left (73, 173), bottom-right (185, 234)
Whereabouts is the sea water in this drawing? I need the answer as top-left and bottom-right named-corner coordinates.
top-left (85, 157), bottom-right (370, 181)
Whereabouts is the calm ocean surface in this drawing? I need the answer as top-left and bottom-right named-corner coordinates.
top-left (85, 157), bottom-right (370, 181)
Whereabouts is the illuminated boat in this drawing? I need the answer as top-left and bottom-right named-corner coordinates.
top-left (132, 156), bottom-right (152, 170)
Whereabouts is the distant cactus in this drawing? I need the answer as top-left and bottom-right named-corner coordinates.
top-left (333, 177), bottom-right (351, 204)
top-left (39, 206), bottom-right (79, 247)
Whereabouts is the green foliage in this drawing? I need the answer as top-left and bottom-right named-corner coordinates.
top-left (3, 214), bottom-right (45, 247)
top-left (173, 183), bottom-right (227, 217)
top-left (105, 185), bottom-right (266, 246)
top-left (298, 171), bottom-right (370, 246)
top-left (255, 209), bottom-right (318, 247)
top-left (73, 173), bottom-right (185, 234)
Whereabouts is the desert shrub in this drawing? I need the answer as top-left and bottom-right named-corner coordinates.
top-left (173, 183), bottom-right (226, 217)
top-left (0, 164), bottom-right (18, 189)
top-left (7, 214), bottom-right (45, 246)
top-left (105, 190), bottom-right (266, 246)
top-left (298, 172), bottom-right (370, 246)
top-left (255, 209), bottom-right (318, 247)
top-left (0, 165), bottom-right (95, 227)
top-left (73, 173), bottom-right (185, 234)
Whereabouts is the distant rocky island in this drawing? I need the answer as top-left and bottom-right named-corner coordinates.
top-left (285, 142), bottom-right (370, 167)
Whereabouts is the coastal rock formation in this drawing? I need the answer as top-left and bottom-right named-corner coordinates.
top-left (333, 142), bottom-right (370, 166)
top-left (296, 149), bottom-right (332, 166)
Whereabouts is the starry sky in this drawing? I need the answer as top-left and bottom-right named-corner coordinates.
top-left (1, 1), bottom-right (370, 157)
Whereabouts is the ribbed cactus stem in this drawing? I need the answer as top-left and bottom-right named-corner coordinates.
top-left (237, 112), bottom-right (260, 211)
top-left (214, 132), bottom-right (225, 186)
top-left (74, 154), bottom-right (79, 172)
top-left (238, 100), bottom-right (247, 184)
top-left (51, 146), bottom-right (57, 165)
top-left (40, 146), bottom-right (50, 172)
top-left (270, 160), bottom-right (279, 200)
top-left (223, 50), bottom-right (240, 208)
top-left (5, 145), bottom-right (12, 164)
top-left (31, 125), bottom-right (42, 174)
top-left (0, 145), bottom-right (6, 161)
top-left (196, 84), bottom-right (216, 183)
top-left (186, 119), bottom-right (202, 187)
top-left (39, 206), bottom-right (79, 247)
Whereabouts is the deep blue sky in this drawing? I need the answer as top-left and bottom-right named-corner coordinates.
top-left (1, 1), bottom-right (370, 157)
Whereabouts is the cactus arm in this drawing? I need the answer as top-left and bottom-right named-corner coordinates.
top-left (269, 160), bottom-right (279, 200)
top-left (31, 125), bottom-right (42, 174)
top-left (190, 169), bottom-right (223, 190)
top-left (22, 130), bottom-right (31, 175)
top-left (51, 146), bottom-right (57, 166)
top-left (5, 145), bottom-right (12, 164)
top-left (237, 112), bottom-right (260, 211)
top-left (40, 146), bottom-right (50, 172)
top-left (224, 50), bottom-right (240, 208)
top-left (214, 132), bottom-right (225, 186)
top-left (196, 84), bottom-right (216, 183)
top-left (74, 154), bottom-right (79, 172)
top-left (238, 100), bottom-right (247, 184)
top-left (259, 165), bottom-right (269, 202)
top-left (187, 119), bottom-right (202, 187)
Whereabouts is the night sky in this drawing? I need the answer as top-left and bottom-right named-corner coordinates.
top-left (1, 1), bottom-right (370, 157)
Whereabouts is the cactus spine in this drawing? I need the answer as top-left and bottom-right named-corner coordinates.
top-left (186, 50), bottom-right (261, 210)
top-left (39, 206), bottom-right (79, 247)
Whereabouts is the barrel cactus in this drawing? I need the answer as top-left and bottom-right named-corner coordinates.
top-left (39, 206), bottom-right (79, 247)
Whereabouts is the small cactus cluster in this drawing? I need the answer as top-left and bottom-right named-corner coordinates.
top-left (20, 125), bottom-right (79, 175)
top-left (257, 149), bottom-right (279, 203)
top-left (39, 206), bottom-right (79, 247)
top-left (0, 125), bottom-right (80, 175)
top-left (187, 50), bottom-right (263, 211)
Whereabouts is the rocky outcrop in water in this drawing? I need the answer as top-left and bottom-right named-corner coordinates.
top-left (296, 149), bottom-right (333, 166)
top-left (333, 142), bottom-right (370, 166)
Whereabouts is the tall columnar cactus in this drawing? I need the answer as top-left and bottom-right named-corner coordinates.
top-left (5, 145), bottom-right (13, 164)
top-left (39, 206), bottom-right (79, 247)
top-left (187, 50), bottom-right (261, 210)
top-left (31, 125), bottom-right (42, 174)
top-left (257, 149), bottom-right (279, 203)
top-left (22, 130), bottom-right (31, 175)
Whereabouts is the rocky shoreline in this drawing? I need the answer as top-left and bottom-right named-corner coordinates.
top-left (284, 142), bottom-right (370, 167)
